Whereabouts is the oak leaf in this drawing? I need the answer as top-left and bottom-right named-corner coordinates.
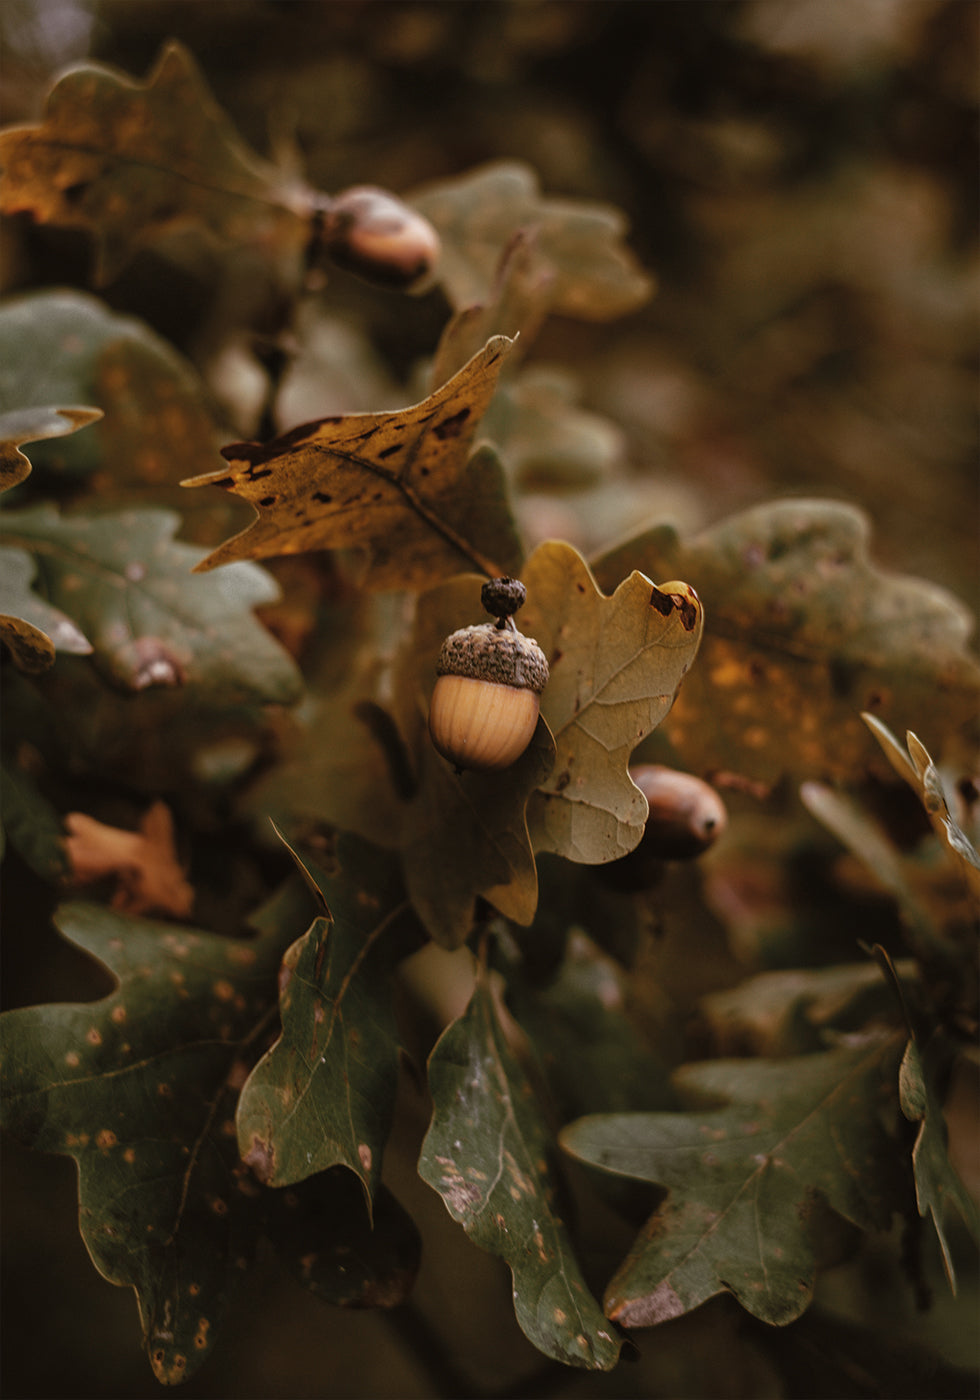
top-left (520, 541), bottom-right (704, 864)
top-left (0, 505), bottom-right (301, 704)
top-left (0, 41), bottom-right (314, 282)
top-left (412, 161), bottom-right (653, 321)
top-left (420, 963), bottom-right (622, 1370)
top-left (0, 403), bottom-right (103, 495)
top-left (561, 1036), bottom-right (907, 1329)
top-left (593, 500), bottom-right (980, 783)
top-left (184, 336), bottom-right (522, 589)
top-left (64, 802), bottom-right (194, 918)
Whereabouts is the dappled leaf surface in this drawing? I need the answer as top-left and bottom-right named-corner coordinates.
top-left (185, 337), bottom-right (522, 588)
top-left (0, 403), bottom-right (103, 495)
top-left (419, 966), bottom-right (622, 1370)
top-left (520, 541), bottom-right (703, 864)
top-left (413, 161), bottom-right (653, 321)
top-left (899, 1036), bottom-right (980, 1290)
top-left (236, 838), bottom-right (423, 1198)
top-left (0, 41), bottom-right (313, 282)
top-left (0, 902), bottom-right (287, 1383)
top-left (0, 505), bottom-right (301, 704)
top-left (593, 501), bottom-right (980, 782)
top-left (561, 1036), bottom-right (906, 1328)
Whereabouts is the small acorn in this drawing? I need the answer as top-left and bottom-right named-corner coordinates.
top-left (323, 186), bottom-right (441, 290)
top-left (428, 578), bottom-right (549, 772)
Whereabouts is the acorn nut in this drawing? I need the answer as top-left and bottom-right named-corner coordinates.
top-left (600, 765), bottom-right (728, 890)
top-left (428, 578), bottom-right (549, 772)
top-left (324, 186), bottom-right (441, 290)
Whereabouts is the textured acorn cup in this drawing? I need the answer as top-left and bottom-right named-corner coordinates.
top-left (428, 579), bottom-right (549, 772)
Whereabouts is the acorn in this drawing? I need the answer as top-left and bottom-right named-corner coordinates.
top-left (322, 186), bottom-right (441, 290)
top-left (600, 764), bottom-right (728, 890)
top-left (428, 578), bottom-right (549, 772)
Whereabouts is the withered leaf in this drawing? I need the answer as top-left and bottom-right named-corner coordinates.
top-left (520, 541), bottom-right (703, 864)
top-left (64, 802), bottom-right (194, 919)
top-left (412, 161), bottom-right (653, 321)
top-left (0, 41), bottom-right (314, 283)
top-left (593, 500), bottom-right (980, 783)
top-left (184, 336), bottom-right (523, 589)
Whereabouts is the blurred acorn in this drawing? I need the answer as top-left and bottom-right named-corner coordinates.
top-left (600, 764), bottom-right (728, 890)
top-left (322, 185), bottom-right (441, 290)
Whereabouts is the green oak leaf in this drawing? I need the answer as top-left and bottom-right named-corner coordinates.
top-left (593, 501), bottom-right (980, 783)
top-left (0, 293), bottom-right (235, 521)
top-left (561, 1035), bottom-right (907, 1328)
top-left (0, 41), bottom-right (314, 283)
top-left (184, 337), bottom-right (523, 589)
top-left (899, 1036), bottom-right (980, 1291)
top-left (0, 402), bottom-right (103, 494)
top-left (520, 540), bottom-right (703, 864)
top-left (0, 505), bottom-right (301, 704)
top-left (419, 964), bottom-right (622, 1371)
top-left (236, 836), bottom-right (424, 1200)
top-left (0, 902), bottom-right (287, 1384)
top-left (412, 160), bottom-right (653, 322)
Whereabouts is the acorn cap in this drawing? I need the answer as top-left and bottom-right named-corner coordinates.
top-left (436, 623), bottom-right (549, 694)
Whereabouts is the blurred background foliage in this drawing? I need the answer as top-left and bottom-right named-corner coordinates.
top-left (1, 1), bottom-right (977, 1397)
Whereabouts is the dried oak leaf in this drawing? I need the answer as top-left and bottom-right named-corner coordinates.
top-left (64, 802), bottom-right (194, 918)
top-left (519, 541), bottom-right (704, 864)
top-left (0, 41), bottom-right (314, 283)
top-left (420, 962), bottom-right (622, 1370)
top-left (412, 160), bottom-right (653, 321)
top-left (561, 1035), bottom-right (907, 1329)
top-left (593, 500), bottom-right (980, 783)
top-left (184, 336), bottom-right (522, 589)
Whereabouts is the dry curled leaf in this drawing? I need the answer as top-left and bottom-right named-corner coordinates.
top-left (184, 336), bottom-right (522, 589)
top-left (0, 404), bottom-right (103, 495)
top-left (64, 802), bottom-right (194, 918)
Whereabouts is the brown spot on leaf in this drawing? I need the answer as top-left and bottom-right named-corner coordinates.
top-left (243, 1134), bottom-right (275, 1184)
top-left (96, 1129), bottom-right (117, 1149)
top-left (433, 407), bottom-right (470, 440)
top-left (86, 1028), bottom-right (102, 1046)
